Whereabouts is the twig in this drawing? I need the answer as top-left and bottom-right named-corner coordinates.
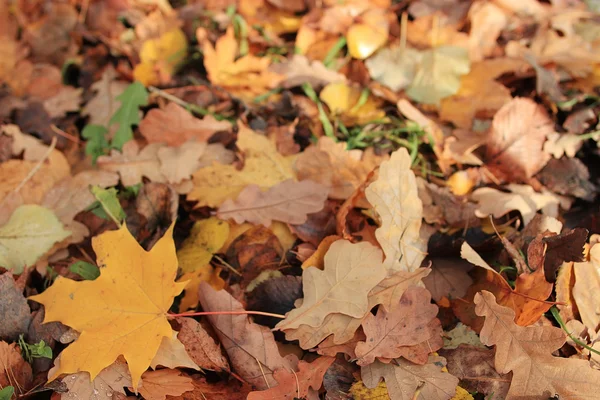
top-left (51, 124), bottom-right (82, 145)
top-left (213, 254), bottom-right (242, 276)
top-left (15, 137), bottom-right (57, 193)
top-left (167, 310), bottom-right (286, 319)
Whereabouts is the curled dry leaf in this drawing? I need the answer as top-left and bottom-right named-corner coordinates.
top-left (218, 179), bottom-right (329, 226)
top-left (138, 102), bottom-right (231, 146)
top-left (276, 240), bottom-right (387, 331)
top-left (484, 97), bottom-right (553, 182)
top-left (175, 317), bottom-right (230, 371)
top-left (247, 356), bottom-right (335, 400)
top-left (361, 357), bottom-right (458, 400)
top-left (197, 282), bottom-right (296, 389)
top-left (365, 147), bottom-right (427, 274)
top-left (355, 286), bottom-right (440, 366)
top-left (474, 290), bottom-right (600, 399)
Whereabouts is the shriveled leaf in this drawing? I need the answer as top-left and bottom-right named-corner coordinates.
top-left (361, 357), bottom-right (458, 400)
top-left (29, 224), bottom-right (185, 389)
top-left (138, 102), bottom-right (230, 146)
top-left (198, 283), bottom-right (296, 389)
top-left (365, 147), bottom-right (426, 274)
top-left (175, 317), bottom-right (229, 371)
top-left (276, 240), bottom-right (387, 331)
top-left (475, 290), bottom-right (600, 399)
top-left (137, 369), bottom-right (194, 400)
top-left (0, 205), bottom-right (70, 274)
top-left (218, 179), bottom-right (328, 226)
top-left (247, 357), bottom-right (335, 400)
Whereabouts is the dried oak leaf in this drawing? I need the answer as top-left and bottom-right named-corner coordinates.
top-left (97, 141), bottom-right (166, 187)
top-left (0, 272), bottom-right (31, 341)
top-left (572, 243), bottom-right (600, 333)
top-left (484, 97), bottom-right (553, 182)
top-left (247, 356), bottom-right (335, 400)
top-left (439, 344), bottom-right (511, 398)
top-left (82, 67), bottom-right (129, 127)
top-left (355, 286), bottom-right (440, 366)
top-left (29, 224), bottom-right (185, 388)
top-left (276, 240), bottom-right (387, 331)
top-left (137, 369), bottom-right (194, 400)
top-left (471, 184), bottom-right (571, 226)
top-left (422, 258), bottom-right (473, 302)
top-left (218, 179), bottom-right (329, 226)
top-left (361, 357), bottom-right (458, 400)
top-left (475, 290), bottom-right (600, 399)
top-left (197, 283), bottom-right (296, 389)
top-left (365, 147), bottom-right (427, 274)
top-left (175, 317), bottom-right (229, 371)
top-left (188, 125), bottom-right (294, 207)
top-left (138, 102), bottom-right (230, 146)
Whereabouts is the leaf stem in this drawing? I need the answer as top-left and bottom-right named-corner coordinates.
top-left (167, 310), bottom-right (286, 319)
top-left (550, 307), bottom-right (600, 356)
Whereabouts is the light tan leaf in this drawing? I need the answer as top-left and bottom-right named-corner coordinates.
top-left (97, 141), bottom-right (166, 187)
top-left (58, 359), bottom-right (132, 400)
top-left (270, 54), bottom-right (346, 89)
top-left (366, 46), bottom-right (422, 91)
top-left (175, 317), bottom-right (230, 371)
top-left (572, 243), bottom-right (600, 332)
top-left (474, 290), bottom-right (600, 399)
top-left (365, 147), bottom-right (427, 274)
top-left (276, 240), bottom-right (387, 331)
top-left (356, 286), bottom-right (440, 366)
top-left (361, 357), bottom-right (458, 400)
top-left (471, 184), bottom-right (571, 225)
top-left (468, 2), bottom-right (507, 62)
top-left (138, 102), bottom-right (231, 146)
top-left (198, 283), bottom-right (296, 389)
top-left (543, 132), bottom-right (583, 159)
top-left (150, 332), bottom-right (200, 370)
top-left (137, 369), bottom-right (194, 400)
top-left (43, 86), bottom-right (82, 118)
top-left (157, 141), bottom-right (207, 184)
top-left (217, 179), bottom-right (329, 226)
top-left (82, 67), bottom-right (129, 127)
top-left (485, 97), bottom-right (553, 182)
top-left (188, 125), bottom-right (294, 208)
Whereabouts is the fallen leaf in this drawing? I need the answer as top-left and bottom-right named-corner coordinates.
top-left (468, 2), bottom-right (507, 62)
top-left (218, 179), bottom-right (328, 226)
top-left (0, 341), bottom-right (32, 396)
top-left (133, 28), bottom-right (188, 86)
top-left (355, 286), bottom-right (440, 365)
top-left (165, 374), bottom-right (250, 400)
top-left (97, 141), bottom-right (166, 187)
top-left (439, 345), bottom-right (510, 399)
top-left (471, 184), bottom-right (571, 225)
top-left (543, 132), bottom-right (583, 159)
top-left (137, 369), bottom-right (194, 400)
top-left (301, 235), bottom-right (341, 270)
top-left (365, 147), bottom-right (427, 274)
top-left (29, 224), bottom-right (185, 388)
top-left (0, 205), bottom-right (71, 274)
top-left (150, 332), bottom-right (200, 370)
top-left (484, 98), bottom-right (553, 182)
top-left (188, 125), bottom-right (294, 207)
top-left (276, 240), bottom-right (387, 331)
top-left (290, 200), bottom-right (339, 246)
top-left (361, 357), bottom-right (458, 400)
top-left (406, 46), bottom-right (470, 106)
top-left (270, 54), bottom-right (346, 89)
top-left (157, 142), bottom-right (207, 185)
top-left (57, 358), bottom-right (132, 400)
top-left (346, 8), bottom-right (389, 60)
top-left (0, 272), bottom-right (31, 341)
top-left (198, 283), bottom-right (296, 389)
top-left (109, 81), bottom-right (149, 150)
top-left (572, 243), bottom-right (600, 332)
top-left (175, 317), bottom-right (230, 371)
top-left (177, 217), bottom-right (229, 274)
top-left (42, 86), bottom-right (82, 118)
top-left (538, 157), bottom-right (596, 201)
top-left (246, 275), bottom-right (303, 328)
top-left (138, 102), bottom-right (230, 146)
top-left (442, 323), bottom-right (485, 349)
top-left (366, 45), bottom-right (422, 91)
top-left (320, 82), bottom-right (385, 126)
top-left (177, 266), bottom-right (225, 311)
top-left (136, 183), bottom-right (179, 238)
top-left (423, 258), bottom-right (474, 302)
top-left (474, 290), bottom-right (600, 399)
top-left (247, 356), bottom-right (335, 400)
top-left (82, 67), bottom-right (129, 127)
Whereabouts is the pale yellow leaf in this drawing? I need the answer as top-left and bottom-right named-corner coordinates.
top-left (150, 332), bottom-right (200, 370)
top-left (177, 217), bottom-right (229, 274)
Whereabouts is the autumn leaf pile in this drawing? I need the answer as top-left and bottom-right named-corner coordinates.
top-left (4, 0), bottom-right (600, 399)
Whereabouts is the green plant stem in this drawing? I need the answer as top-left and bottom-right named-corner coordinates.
top-left (323, 37), bottom-right (347, 68)
top-left (147, 86), bottom-right (234, 123)
top-left (550, 307), bottom-right (600, 356)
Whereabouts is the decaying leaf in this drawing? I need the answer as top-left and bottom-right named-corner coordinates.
top-left (365, 147), bottom-right (427, 274)
top-left (218, 179), bottom-right (329, 226)
top-left (30, 224), bottom-right (185, 388)
top-left (475, 290), bottom-right (600, 399)
top-left (0, 341), bottom-right (32, 396)
top-left (175, 317), bottom-right (230, 371)
top-left (137, 369), bottom-right (194, 400)
top-left (56, 358), bottom-right (132, 400)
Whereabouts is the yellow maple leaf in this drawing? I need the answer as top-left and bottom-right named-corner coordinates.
top-left (200, 27), bottom-right (282, 98)
top-left (177, 266), bottom-right (224, 312)
top-left (177, 217), bottom-right (229, 273)
top-left (133, 28), bottom-right (188, 86)
top-left (187, 125), bottom-right (294, 207)
top-left (29, 223), bottom-right (186, 389)
top-left (320, 82), bottom-right (385, 126)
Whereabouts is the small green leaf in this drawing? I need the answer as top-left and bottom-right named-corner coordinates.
top-left (18, 335), bottom-right (52, 363)
top-left (0, 386), bottom-right (14, 400)
top-left (69, 261), bottom-right (100, 280)
top-left (109, 81), bottom-right (148, 150)
top-left (82, 124), bottom-right (109, 163)
top-left (89, 186), bottom-right (126, 226)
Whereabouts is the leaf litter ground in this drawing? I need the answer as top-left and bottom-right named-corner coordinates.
top-left (2, 0), bottom-right (600, 399)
